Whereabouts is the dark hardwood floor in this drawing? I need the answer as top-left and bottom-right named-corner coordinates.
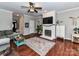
top-left (10, 37), bottom-right (79, 56)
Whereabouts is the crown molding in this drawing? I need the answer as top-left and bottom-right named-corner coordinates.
top-left (58, 7), bottom-right (79, 14)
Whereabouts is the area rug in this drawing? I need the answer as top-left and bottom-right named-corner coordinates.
top-left (24, 37), bottom-right (55, 56)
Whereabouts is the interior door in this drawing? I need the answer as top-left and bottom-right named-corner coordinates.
top-left (29, 20), bottom-right (35, 33)
top-left (56, 25), bottom-right (65, 38)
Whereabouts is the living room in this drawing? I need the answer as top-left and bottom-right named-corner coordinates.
top-left (0, 1), bottom-right (79, 56)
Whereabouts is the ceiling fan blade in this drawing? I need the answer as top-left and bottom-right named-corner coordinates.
top-left (27, 9), bottom-right (30, 12)
top-left (35, 7), bottom-right (42, 9)
top-left (21, 6), bottom-right (28, 8)
top-left (34, 9), bottom-right (38, 13)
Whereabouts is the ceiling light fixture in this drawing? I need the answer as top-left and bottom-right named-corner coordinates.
top-left (29, 6), bottom-right (34, 12)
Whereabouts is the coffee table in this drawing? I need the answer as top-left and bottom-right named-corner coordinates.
top-left (10, 39), bottom-right (26, 52)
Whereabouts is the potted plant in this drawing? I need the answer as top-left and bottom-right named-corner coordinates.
top-left (73, 27), bottom-right (78, 34)
top-left (77, 28), bottom-right (79, 34)
top-left (36, 25), bottom-right (42, 34)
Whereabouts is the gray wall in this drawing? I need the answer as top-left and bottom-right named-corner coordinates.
top-left (0, 9), bottom-right (12, 31)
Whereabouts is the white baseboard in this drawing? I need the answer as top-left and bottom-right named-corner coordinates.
top-left (64, 37), bottom-right (72, 41)
top-left (40, 35), bottom-right (55, 40)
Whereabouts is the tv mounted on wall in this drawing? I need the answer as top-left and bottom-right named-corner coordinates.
top-left (43, 16), bottom-right (53, 24)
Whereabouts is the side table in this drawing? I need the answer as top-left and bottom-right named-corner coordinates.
top-left (72, 34), bottom-right (79, 43)
top-left (72, 34), bottom-right (79, 51)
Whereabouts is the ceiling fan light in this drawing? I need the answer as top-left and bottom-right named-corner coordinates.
top-left (30, 8), bottom-right (34, 12)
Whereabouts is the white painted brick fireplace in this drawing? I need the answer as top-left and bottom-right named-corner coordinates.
top-left (40, 11), bottom-right (56, 40)
top-left (40, 25), bottom-right (56, 40)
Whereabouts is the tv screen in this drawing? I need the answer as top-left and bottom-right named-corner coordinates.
top-left (43, 17), bottom-right (53, 24)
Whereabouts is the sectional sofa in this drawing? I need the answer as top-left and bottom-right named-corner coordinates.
top-left (0, 30), bottom-right (13, 52)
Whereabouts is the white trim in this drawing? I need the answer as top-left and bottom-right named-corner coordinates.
top-left (58, 7), bottom-right (79, 14)
top-left (0, 8), bottom-right (12, 13)
top-left (64, 37), bottom-right (72, 41)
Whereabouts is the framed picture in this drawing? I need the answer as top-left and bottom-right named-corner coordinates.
top-left (25, 23), bottom-right (29, 28)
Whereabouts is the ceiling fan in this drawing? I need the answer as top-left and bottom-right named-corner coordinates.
top-left (21, 2), bottom-right (42, 13)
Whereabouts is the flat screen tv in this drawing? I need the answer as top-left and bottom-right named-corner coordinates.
top-left (43, 16), bottom-right (53, 24)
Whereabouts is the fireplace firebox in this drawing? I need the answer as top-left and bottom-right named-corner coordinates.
top-left (45, 30), bottom-right (51, 37)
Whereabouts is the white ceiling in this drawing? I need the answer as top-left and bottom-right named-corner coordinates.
top-left (0, 2), bottom-right (79, 16)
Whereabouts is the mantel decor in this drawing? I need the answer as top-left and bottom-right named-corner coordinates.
top-left (73, 27), bottom-right (79, 34)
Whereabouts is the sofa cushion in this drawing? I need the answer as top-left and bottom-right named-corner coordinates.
top-left (0, 31), bottom-right (4, 36)
top-left (4, 30), bottom-right (13, 35)
top-left (0, 30), bottom-right (13, 38)
top-left (0, 38), bottom-right (10, 45)
top-left (0, 31), bottom-right (1, 37)
top-left (0, 44), bottom-right (10, 52)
